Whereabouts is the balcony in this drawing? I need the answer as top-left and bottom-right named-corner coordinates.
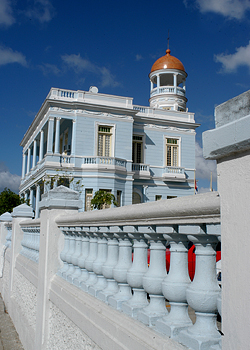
top-left (162, 166), bottom-right (186, 180)
top-left (132, 163), bottom-right (151, 179)
top-left (81, 156), bottom-right (127, 172)
top-left (150, 86), bottom-right (186, 98)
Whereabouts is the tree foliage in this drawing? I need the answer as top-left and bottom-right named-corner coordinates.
top-left (0, 188), bottom-right (23, 216)
top-left (91, 190), bottom-right (118, 210)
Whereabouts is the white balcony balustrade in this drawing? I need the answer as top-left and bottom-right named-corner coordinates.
top-left (20, 225), bottom-right (40, 262)
top-left (56, 191), bottom-right (221, 350)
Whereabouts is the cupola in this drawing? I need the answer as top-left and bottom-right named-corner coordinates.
top-left (149, 48), bottom-right (187, 111)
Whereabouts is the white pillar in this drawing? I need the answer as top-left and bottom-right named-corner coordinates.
top-left (73, 227), bottom-right (90, 287)
top-left (179, 228), bottom-right (221, 349)
top-left (150, 80), bottom-right (153, 91)
top-left (89, 227), bottom-right (108, 297)
top-left (35, 184), bottom-right (40, 219)
top-left (54, 117), bottom-right (61, 154)
top-left (108, 228), bottom-right (132, 310)
top-left (98, 226), bottom-right (120, 302)
top-left (26, 148), bottom-right (31, 174)
top-left (71, 119), bottom-right (76, 155)
top-left (22, 153), bottom-right (26, 178)
top-left (32, 140), bottom-right (37, 169)
top-left (39, 130), bottom-right (44, 162)
top-left (156, 228), bottom-right (192, 338)
top-left (122, 226), bottom-right (149, 318)
top-left (174, 74), bottom-right (177, 94)
top-left (46, 117), bottom-right (54, 154)
top-left (157, 74), bottom-right (160, 94)
top-left (30, 188), bottom-right (34, 209)
top-left (137, 227), bottom-right (168, 327)
top-left (80, 227), bottom-right (98, 292)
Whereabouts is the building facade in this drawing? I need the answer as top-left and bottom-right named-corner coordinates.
top-left (19, 48), bottom-right (199, 216)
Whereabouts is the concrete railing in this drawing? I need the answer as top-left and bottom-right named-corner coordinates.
top-left (56, 191), bottom-right (222, 350)
top-left (20, 219), bottom-right (40, 263)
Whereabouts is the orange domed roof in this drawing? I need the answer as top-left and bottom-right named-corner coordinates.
top-left (150, 49), bottom-right (185, 73)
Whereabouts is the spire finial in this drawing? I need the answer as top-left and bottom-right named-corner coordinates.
top-left (167, 30), bottom-right (170, 50)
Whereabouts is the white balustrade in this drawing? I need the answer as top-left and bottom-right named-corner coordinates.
top-left (156, 226), bottom-right (192, 337)
top-left (73, 227), bottom-right (90, 287)
top-left (137, 226), bottom-right (168, 326)
top-left (5, 226), bottom-right (12, 248)
top-left (97, 226), bottom-right (120, 302)
top-left (20, 226), bottom-right (40, 262)
top-left (80, 227), bottom-right (98, 292)
top-left (108, 227), bottom-right (132, 310)
top-left (122, 226), bottom-right (149, 317)
top-left (56, 192), bottom-right (221, 350)
top-left (88, 227), bottom-right (108, 297)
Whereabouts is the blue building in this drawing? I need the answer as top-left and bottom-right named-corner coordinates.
top-left (19, 48), bottom-right (198, 216)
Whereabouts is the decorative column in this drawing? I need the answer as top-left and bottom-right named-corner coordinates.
top-left (137, 226), bottom-right (168, 327)
top-left (178, 224), bottom-right (221, 349)
top-left (174, 74), bottom-right (177, 94)
top-left (46, 117), bottom-right (54, 154)
top-left (108, 227), bottom-right (132, 310)
top-left (35, 184), bottom-right (40, 219)
top-left (30, 188), bottom-right (34, 210)
top-left (54, 117), bottom-right (61, 154)
top-left (156, 226), bottom-right (192, 338)
top-left (71, 119), bottom-right (76, 155)
top-left (73, 227), bottom-right (90, 287)
top-left (22, 153), bottom-right (26, 178)
top-left (32, 140), bottom-right (37, 169)
top-left (157, 74), bottom-right (160, 94)
top-left (97, 226), bottom-right (120, 302)
top-left (67, 228), bottom-right (82, 283)
top-left (80, 227), bottom-right (98, 292)
top-left (39, 130), bottom-right (44, 162)
top-left (88, 227), bottom-right (108, 297)
top-left (122, 225), bottom-right (149, 318)
top-left (26, 148), bottom-right (31, 174)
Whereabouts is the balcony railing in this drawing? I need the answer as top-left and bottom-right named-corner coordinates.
top-left (150, 86), bottom-right (186, 98)
top-left (132, 163), bottom-right (149, 172)
top-left (56, 192), bottom-right (221, 350)
top-left (163, 166), bottom-right (186, 180)
top-left (20, 220), bottom-right (41, 263)
top-left (83, 156), bottom-right (127, 168)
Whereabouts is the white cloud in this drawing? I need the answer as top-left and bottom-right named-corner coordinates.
top-left (25, 0), bottom-right (55, 23)
top-left (136, 54), bottom-right (143, 61)
top-left (61, 53), bottom-right (120, 88)
top-left (215, 40), bottom-right (250, 72)
top-left (0, 163), bottom-right (21, 193)
top-left (0, 0), bottom-right (15, 26)
top-left (195, 142), bottom-right (217, 180)
top-left (185, 0), bottom-right (250, 20)
top-left (38, 63), bottom-right (61, 76)
top-left (0, 46), bottom-right (27, 66)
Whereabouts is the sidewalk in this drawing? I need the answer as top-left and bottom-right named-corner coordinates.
top-left (0, 295), bottom-right (23, 350)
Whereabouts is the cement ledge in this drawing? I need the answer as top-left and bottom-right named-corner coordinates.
top-left (15, 255), bottom-right (38, 288)
top-left (203, 114), bottom-right (250, 160)
top-left (49, 275), bottom-right (187, 350)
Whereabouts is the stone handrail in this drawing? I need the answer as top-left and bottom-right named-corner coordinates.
top-left (55, 192), bottom-right (221, 349)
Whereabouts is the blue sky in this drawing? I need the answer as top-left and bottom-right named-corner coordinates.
top-left (1, 0), bottom-right (250, 193)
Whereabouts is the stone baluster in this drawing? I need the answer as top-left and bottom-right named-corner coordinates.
top-left (20, 228), bottom-right (29, 258)
top-left (108, 226), bottom-right (132, 310)
top-left (97, 226), bottom-right (120, 302)
top-left (5, 225), bottom-right (12, 249)
top-left (58, 228), bottom-right (70, 277)
top-left (62, 228), bottom-right (76, 280)
top-left (73, 227), bottom-right (90, 287)
top-left (89, 227), bottom-right (108, 297)
top-left (178, 224), bottom-right (221, 349)
top-left (137, 226), bottom-right (168, 327)
top-left (80, 227), bottom-right (98, 292)
top-left (122, 225), bottom-right (149, 318)
top-left (156, 226), bottom-right (192, 337)
top-left (33, 228), bottom-right (40, 263)
top-left (67, 227), bottom-right (82, 284)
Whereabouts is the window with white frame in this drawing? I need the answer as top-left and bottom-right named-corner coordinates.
top-left (98, 126), bottom-right (112, 157)
top-left (85, 189), bottom-right (93, 211)
top-left (132, 135), bottom-right (143, 163)
top-left (166, 138), bottom-right (179, 167)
